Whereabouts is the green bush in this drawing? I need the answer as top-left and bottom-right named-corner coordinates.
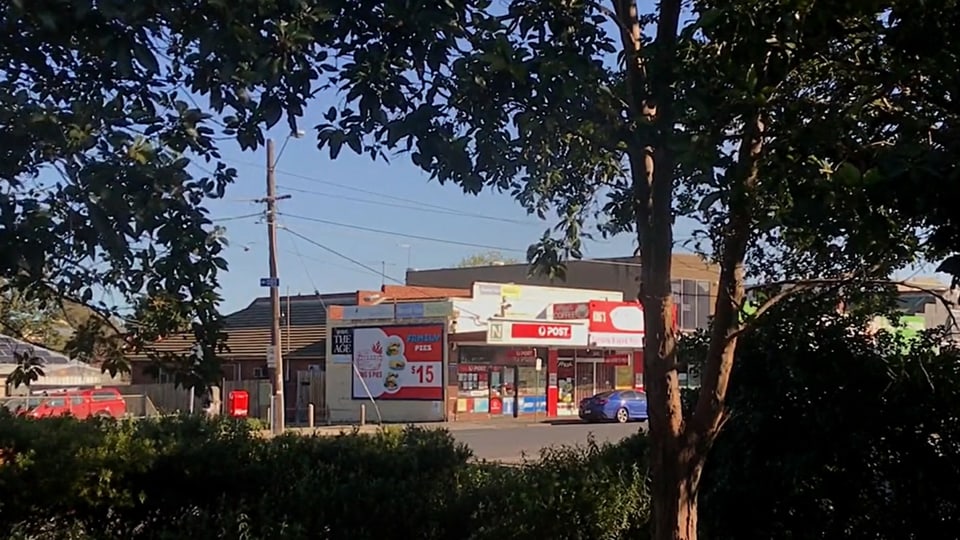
top-left (0, 413), bottom-right (649, 540)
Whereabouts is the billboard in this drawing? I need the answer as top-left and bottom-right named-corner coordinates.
top-left (332, 324), bottom-right (445, 401)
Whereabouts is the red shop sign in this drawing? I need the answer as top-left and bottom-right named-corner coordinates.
top-left (506, 348), bottom-right (537, 360)
top-left (604, 353), bottom-right (631, 365)
top-left (588, 301), bottom-right (645, 334)
top-left (511, 323), bottom-right (573, 340)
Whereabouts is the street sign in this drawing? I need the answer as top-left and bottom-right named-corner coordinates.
top-left (266, 345), bottom-right (277, 368)
top-left (260, 277), bottom-right (279, 287)
top-left (535, 358), bottom-right (542, 372)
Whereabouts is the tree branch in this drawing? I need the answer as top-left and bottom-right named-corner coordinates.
top-left (691, 111), bottom-right (764, 438)
top-left (746, 277), bottom-right (959, 330)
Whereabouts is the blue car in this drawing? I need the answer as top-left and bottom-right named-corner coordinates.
top-left (579, 390), bottom-right (648, 423)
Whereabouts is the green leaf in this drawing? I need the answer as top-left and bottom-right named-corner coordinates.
top-left (133, 43), bottom-right (160, 74)
top-left (261, 96), bottom-right (283, 128)
top-left (328, 131), bottom-right (344, 159)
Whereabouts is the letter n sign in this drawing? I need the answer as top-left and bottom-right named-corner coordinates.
top-left (489, 322), bottom-right (503, 342)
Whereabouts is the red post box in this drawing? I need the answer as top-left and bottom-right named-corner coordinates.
top-left (227, 390), bottom-right (249, 418)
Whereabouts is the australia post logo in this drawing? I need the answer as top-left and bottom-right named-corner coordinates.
top-left (510, 322), bottom-right (573, 340)
top-left (537, 325), bottom-right (570, 338)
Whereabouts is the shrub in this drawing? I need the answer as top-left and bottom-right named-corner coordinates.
top-left (0, 413), bottom-right (650, 540)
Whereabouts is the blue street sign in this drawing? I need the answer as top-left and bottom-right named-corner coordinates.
top-left (260, 277), bottom-right (280, 287)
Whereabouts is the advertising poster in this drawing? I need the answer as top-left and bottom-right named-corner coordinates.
top-left (349, 324), bottom-right (444, 401)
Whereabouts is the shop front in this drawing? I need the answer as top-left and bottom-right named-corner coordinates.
top-left (553, 349), bottom-right (640, 416)
top-left (454, 346), bottom-right (548, 418)
top-left (549, 300), bottom-right (646, 416)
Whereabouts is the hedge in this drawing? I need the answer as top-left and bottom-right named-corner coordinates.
top-left (0, 414), bottom-right (650, 540)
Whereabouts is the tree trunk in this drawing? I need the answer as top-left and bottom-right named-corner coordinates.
top-left (650, 438), bottom-right (706, 540)
top-left (613, 0), bottom-right (697, 537)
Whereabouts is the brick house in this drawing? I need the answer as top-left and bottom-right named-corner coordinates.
top-left (129, 285), bottom-right (469, 385)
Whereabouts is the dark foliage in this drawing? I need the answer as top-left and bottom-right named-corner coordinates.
top-left (0, 416), bottom-right (649, 540)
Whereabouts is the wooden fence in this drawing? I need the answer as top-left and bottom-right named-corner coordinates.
top-left (222, 379), bottom-right (273, 420)
top-left (122, 383), bottom-right (193, 414)
top-left (293, 370), bottom-right (327, 424)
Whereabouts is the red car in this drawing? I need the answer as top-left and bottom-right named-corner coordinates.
top-left (17, 388), bottom-right (127, 420)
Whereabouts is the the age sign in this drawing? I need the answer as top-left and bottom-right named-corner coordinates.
top-left (511, 323), bottom-right (573, 340)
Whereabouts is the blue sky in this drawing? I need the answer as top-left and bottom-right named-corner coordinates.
top-left (202, 120), bottom-right (667, 314)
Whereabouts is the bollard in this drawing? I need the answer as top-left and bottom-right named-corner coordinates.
top-left (360, 403), bottom-right (366, 426)
top-left (308, 403), bottom-right (315, 429)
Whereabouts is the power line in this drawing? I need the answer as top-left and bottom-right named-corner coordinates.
top-left (277, 184), bottom-right (540, 226)
top-left (282, 227), bottom-right (410, 288)
top-left (282, 225), bottom-right (323, 296)
top-left (234, 159), bottom-right (543, 225)
top-left (280, 212), bottom-right (528, 253)
top-left (212, 212), bottom-right (263, 222)
top-left (278, 212), bottom-right (712, 274)
top-left (281, 226), bottom-right (487, 319)
top-left (280, 248), bottom-right (384, 277)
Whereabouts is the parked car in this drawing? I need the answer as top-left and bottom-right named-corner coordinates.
top-left (579, 390), bottom-right (647, 423)
top-left (19, 388), bottom-right (126, 420)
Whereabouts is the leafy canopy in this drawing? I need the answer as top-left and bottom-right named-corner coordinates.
top-left (314, 0), bottom-right (960, 280)
top-left (1, 0), bottom-right (476, 386)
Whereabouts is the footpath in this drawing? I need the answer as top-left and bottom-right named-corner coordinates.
top-left (260, 417), bottom-right (584, 438)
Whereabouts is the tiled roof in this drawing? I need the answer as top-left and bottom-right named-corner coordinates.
top-left (131, 292), bottom-right (357, 361)
top-left (357, 285), bottom-right (470, 305)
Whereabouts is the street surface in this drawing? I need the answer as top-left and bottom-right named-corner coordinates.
top-left (291, 420), bottom-right (645, 463)
top-left (454, 421), bottom-right (644, 462)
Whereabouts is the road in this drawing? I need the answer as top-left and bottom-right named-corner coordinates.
top-left (452, 421), bottom-right (645, 463)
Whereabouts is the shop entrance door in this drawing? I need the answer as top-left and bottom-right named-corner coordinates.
top-left (595, 364), bottom-right (616, 394)
top-left (575, 363), bottom-right (595, 404)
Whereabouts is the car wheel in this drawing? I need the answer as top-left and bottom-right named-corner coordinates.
top-left (94, 410), bottom-right (112, 419)
top-left (615, 408), bottom-right (629, 423)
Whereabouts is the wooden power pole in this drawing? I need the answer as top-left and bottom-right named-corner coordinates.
top-left (263, 138), bottom-right (289, 434)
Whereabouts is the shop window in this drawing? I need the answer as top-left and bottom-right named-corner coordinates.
top-left (672, 279), bottom-right (712, 330)
top-left (516, 366), bottom-right (545, 398)
top-left (614, 366), bottom-right (633, 389)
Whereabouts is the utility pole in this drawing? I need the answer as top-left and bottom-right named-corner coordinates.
top-left (263, 138), bottom-right (290, 434)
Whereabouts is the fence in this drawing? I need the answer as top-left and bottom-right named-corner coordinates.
top-left (122, 383), bottom-right (193, 414)
top-left (122, 394), bottom-right (160, 418)
top-left (222, 379), bottom-right (273, 420)
top-left (4, 377), bottom-right (328, 424)
top-left (293, 370), bottom-right (327, 425)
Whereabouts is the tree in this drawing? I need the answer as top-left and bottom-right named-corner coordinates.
top-left (313, 1), bottom-right (960, 538)
top-left (691, 295), bottom-right (960, 538)
top-left (3, 0), bottom-right (479, 389)
top-left (456, 251), bottom-right (521, 268)
top-left (0, 281), bottom-right (66, 350)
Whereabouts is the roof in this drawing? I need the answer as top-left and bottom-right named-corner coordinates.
top-left (132, 292), bottom-right (358, 361)
top-left (0, 335), bottom-right (71, 365)
top-left (358, 285), bottom-right (470, 304)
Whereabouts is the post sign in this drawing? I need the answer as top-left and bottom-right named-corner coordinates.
top-left (485, 319), bottom-right (588, 346)
top-left (511, 322), bottom-right (572, 340)
top-left (347, 324), bottom-right (444, 401)
top-left (260, 277), bottom-right (279, 287)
